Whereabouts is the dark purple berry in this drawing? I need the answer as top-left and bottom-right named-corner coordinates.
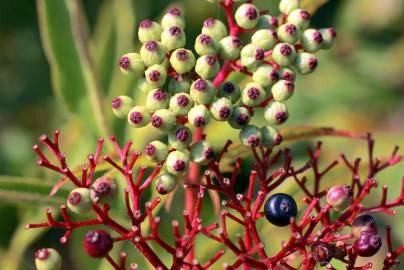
top-left (264, 193), bottom-right (297, 226)
top-left (312, 243), bottom-right (332, 266)
top-left (83, 230), bottom-right (113, 258)
top-left (352, 214), bottom-right (378, 239)
top-left (354, 231), bottom-right (382, 257)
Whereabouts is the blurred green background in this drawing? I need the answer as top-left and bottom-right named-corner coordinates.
top-left (0, 0), bottom-right (403, 269)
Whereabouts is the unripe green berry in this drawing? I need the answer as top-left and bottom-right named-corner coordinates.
top-left (90, 176), bottom-right (118, 204)
top-left (35, 248), bottom-right (62, 270)
top-left (326, 184), bottom-right (353, 211)
top-left (258, 15), bottom-right (279, 29)
top-left (194, 34), bottom-right (219, 56)
top-left (170, 48), bottom-right (196, 74)
top-left (240, 44), bottom-right (265, 70)
top-left (161, 26), bottom-right (186, 51)
top-left (146, 89), bottom-right (170, 112)
top-left (228, 106), bottom-right (251, 129)
top-left (138, 20), bottom-right (163, 43)
top-left (137, 78), bottom-right (156, 93)
top-left (127, 106), bottom-right (150, 128)
top-left (188, 105), bottom-right (211, 128)
top-left (202, 18), bottom-right (228, 42)
top-left (235, 3), bottom-right (260, 29)
top-left (144, 140), bottom-right (168, 163)
top-left (195, 55), bottom-right (220, 80)
top-left (252, 65), bottom-right (279, 87)
top-left (168, 77), bottom-right (191, 95)
top-left (219, 36), bottom-right (242, 61)
top-left (271, 80), bottom-right (295, 101)
top-left (217, 81), bottom-right (241, 103)
top-left (118, 53), bottom-right (145, 76)
top-left (319, 27), bottom-right (337, 50)
top-left (112, 96), bottom-right (134, 119)
top-left (251, 29), bottom-right (277, 51)
top-left (287, 9), bottom-right (311, 30)
top-left (67, 188), bottom-right (92, 214)
top-left (301, 29), bottom-right (323, 52)
top-left (272, 43), bottom-right (296, 66)
top-left (166, 150), bottom-right (189, 175)
top-left (161, 8), bottom-right (185, 29)
top-left (190, 140), bottom-right (215, 165)
top-left (210, 97), bottom-right (233, 121)
top-left (264, 101), bottom-right (289, 125)
top-left (261, 125), bottom-right (283, 147)
top-left (168, 125), bottom-right (192, 150)
top-left (279, 0), bottom-right (300, 15)
top-left (352, 214), bottom-right (378, 239)
top-left (278, 67), bottom-right (296, 81)
top-left (241, 82), bottom-right (267, 107)
top-left (169, 93), bottom-right (194, 116)
top-left (145, 64), bottom-right (167, 87)
top-left (140, 41), bottom-right (166, 67)
top-left (294, 52), bottom-right (318, 74)
top-left (155, 172), bottom-right (178, 194)
top-left (278, 23), bottom-right (300, 44)
top-left (190, 79), bottom-right (215, 105)
top-left (239, 125), bottom-right (262, 148)
top-left (151, 109), bottom-right (176, 131)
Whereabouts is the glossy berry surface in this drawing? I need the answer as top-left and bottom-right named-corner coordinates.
top-left (83, 230), bottom-right (113, 258)
top-left (354, 231), bottom-right (382, 257)
top-left (264, 193), bottom-right (297, 226)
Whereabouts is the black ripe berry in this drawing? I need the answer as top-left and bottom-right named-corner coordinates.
top-left (264, 193), bottom-right (297, 226)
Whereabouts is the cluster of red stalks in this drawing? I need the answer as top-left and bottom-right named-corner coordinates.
top-left (26, 129), bottom-right (403, 269)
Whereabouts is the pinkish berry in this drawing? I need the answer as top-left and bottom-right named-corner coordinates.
top-left (326, 184), bottom-right (353, 211)
top-left (129, 111), bottom-right (143, 124)
top-left (145, 144), bottom-right (156, 156)
top-left (83, 230), bottom-right (113, 258)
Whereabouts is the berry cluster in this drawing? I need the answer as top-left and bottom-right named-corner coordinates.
top-left (112, 0), bottom-right (336, 195)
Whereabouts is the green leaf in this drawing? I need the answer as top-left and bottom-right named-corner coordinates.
top-left (36, 0), bottom-right (109, 138)
top-left (0, 175), bottom-right (69, 206)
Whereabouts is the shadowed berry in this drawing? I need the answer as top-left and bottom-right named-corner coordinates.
top-left (258, 14), bottom-right (278, 29)
top-left (168, 77), bottom-right (191, 95)
top-left (354, 231), bottom-right (382, 257)
top-left (168, 125), bottom-right (192, 150)
top-left (253, 65), bottom-right (279, 87)
top-left (264, 101), bottom-right (289, 125)
top-left (312, 243), bottom-right (332, 266)
top-left (278, 68), bottom-right (296, 81)
top-left (217, 81), bottom-right (241, 103)
top-left (156, 173), bottom-right (178, 194)
top-left (239, 125), bottom-right (262, 148)
top-left (240, 44), bottom-right (265, 70)
top-left (271, 80), bottom-right (295, 101)
top-left (264, 193), bottom-right (297, 226)
top-left (261, 125), bottom-right (283, 147)
top-left (190, 140), bottom-right (215, 165)
top-left (320, 27), bottom-right (337, 50)
top-left (301, 29), bottom-right (323, 52)
top-left (210, 97), bottom-right (233, 121)
top-left (219, 36), bottom-right (242, 61)
top-left (83, 230), bottom-right (113, 258)
top-left (229, 106), bottom-right (251, 129)
top-left (352, 214), bottom-right (378, 239)
top-left (90, 176), bottom-right (118, 204)
top-left (35, 248), bottom-right (62, 270)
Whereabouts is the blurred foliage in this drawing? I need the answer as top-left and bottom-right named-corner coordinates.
top-left (0, 0), bottom-right (402, 269)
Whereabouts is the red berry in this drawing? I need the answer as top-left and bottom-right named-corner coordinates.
top-left (83, 230), bottom-right (113, 258)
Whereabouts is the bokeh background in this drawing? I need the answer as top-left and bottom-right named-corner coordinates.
top-left (0, 0), bottom-right (403, 269)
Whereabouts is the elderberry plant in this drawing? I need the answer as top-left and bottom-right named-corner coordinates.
top-left (28, 0), bottom-right (403, 270)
